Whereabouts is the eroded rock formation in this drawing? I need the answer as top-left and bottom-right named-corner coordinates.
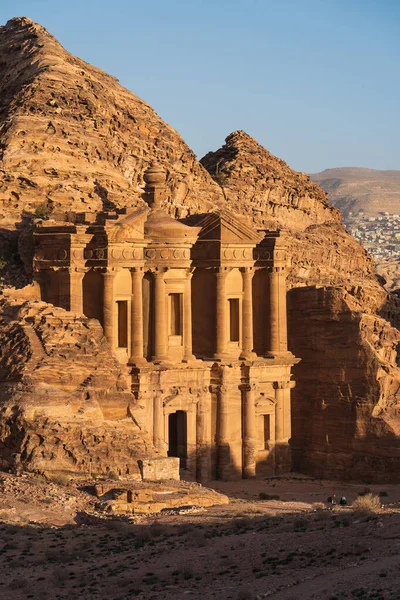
top-left (0, 17), bottom-right (223, 226)
top-left (1, 16), bottom-right (400, 482)
top-left (0, 290), bottom-right (159, 477)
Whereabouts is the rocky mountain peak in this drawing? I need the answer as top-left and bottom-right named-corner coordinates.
top-left (0, 16), bottom-right (224, 225)
top-left (201, 130), bottom-right (339, 231)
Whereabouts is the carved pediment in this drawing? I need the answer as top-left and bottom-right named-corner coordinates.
top-left (107, 207), bottom-right (149, 243)
top-left (196, 210), bottom-right (264, 244)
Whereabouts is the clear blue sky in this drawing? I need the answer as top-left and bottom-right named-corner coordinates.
top-left (1, 0), bottom-right (399, 172)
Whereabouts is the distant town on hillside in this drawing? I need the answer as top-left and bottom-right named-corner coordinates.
top-left (345, 212), bottom-right (400, 262)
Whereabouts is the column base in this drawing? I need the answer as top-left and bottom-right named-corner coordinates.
top-left (265, 351), bottom-right (294, 359)
top-left (239, 351), bottom-right (257, 361)
top-left (182, 354), bottom-right (197, 363)
top-left (151, 355), bottom-right (169, 364)
top-left (128, 357), bottom-right (148, 367)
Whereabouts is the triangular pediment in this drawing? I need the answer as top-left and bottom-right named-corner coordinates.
top-left (107, 207), bottom-right (149, 242)
top-left (197, 210), bottom-right (263, 244)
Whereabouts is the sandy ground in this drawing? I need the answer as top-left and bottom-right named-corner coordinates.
top-left (1, 474), bottom-right (400, 600)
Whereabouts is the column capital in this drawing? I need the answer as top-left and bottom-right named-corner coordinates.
top-left (215, 266), bottom-right (231, 277)
top-left (103, 267), bottom-right (119, 276)
top-left (68, 267), bottom-right (87, 276)
top-left (240, 266), bottom-right (255, 276)
top-left (130, 266), bottom-right (145, 276)
top-left (274, 381), bottom-right (292, 390)
top-left (150, 267), bottom-right (167, 277)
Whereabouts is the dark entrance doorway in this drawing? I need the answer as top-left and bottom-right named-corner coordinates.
top-left (168, 410), bottom-right (187, 469)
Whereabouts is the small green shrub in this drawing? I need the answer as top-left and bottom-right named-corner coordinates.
top-left (34, 203), bottom-right (51, 220)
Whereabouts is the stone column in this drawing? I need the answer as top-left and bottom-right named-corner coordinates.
top-left (240, 268), bottom-right (255, 359)
top-left (153, 395), bottom-right (164, 451)
top-left (129, 268), bottom-right (146, 365)
top-left (267, 267), bottom-right (288, 356)
top-left (102, 269), bottom-right (116, 348)
top-left (183, 269), bottom-right (195, 362)
top-left (242, 384), bottom-right (256, 478)
top-left (279, 269), bottom-right (288, 354)
top-left (186, 410), bottom-right (197, 479)
top-left (196, 390), bottom-right (212, 482)
top-left (217, 383), bottom-right (230, 479)
top-left (58, 269), bottom-right (70, 310)
top-left (214, 268), bottom-right (228, 360)
top-left (275, 384), bottom-right (285, 443)
top-left (274, 382), bottom-right (291, 474)
top-left (69, 269), bottom-right (85, 314)
top-left (152, 269), bottom-right (168, 362)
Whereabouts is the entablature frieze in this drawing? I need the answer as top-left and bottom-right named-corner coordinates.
top-left (143, 244), bottom-right (192, 268)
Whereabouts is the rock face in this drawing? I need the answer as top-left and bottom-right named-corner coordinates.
top-left (0, 17), bottom-right (223, 226)
top-left (0, 290), bottom-right (159, 478)
top-left (1, 17), bottom-right (400, 482)
top-left (311, 167), bottom-right (400, 218)
top-left (288, 287), bottom-right (400, 482)
top-left (201, 131), bottom-right (400, 482)
top-left (201, 131), bottom-right (384, 300)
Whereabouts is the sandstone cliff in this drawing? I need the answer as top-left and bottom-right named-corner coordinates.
top-left (201, 131), bottom-right (400, 482)
top-left (201, 131), bottom-right (385, 309)
top-left (0, 289), bottom-right (155, 477)
top-left (0, 17), bottom-right (224, 227)
top-left (1, 17), bottom-right (400, 482)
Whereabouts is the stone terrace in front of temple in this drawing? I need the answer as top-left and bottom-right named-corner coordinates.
top-left (33, 163), bottom-right (299, 482)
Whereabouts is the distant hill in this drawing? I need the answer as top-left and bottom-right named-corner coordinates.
top-left (311, 167), bottom-right (400, 218)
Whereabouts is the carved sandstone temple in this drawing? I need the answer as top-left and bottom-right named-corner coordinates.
top-left (33, 163), bottom-right (299, 481)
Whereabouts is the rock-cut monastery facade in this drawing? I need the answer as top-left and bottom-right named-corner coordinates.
top-left (33, 163), bottom-right (299, 481)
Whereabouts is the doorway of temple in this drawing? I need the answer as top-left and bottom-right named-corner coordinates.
top-left (168, 410), bottom-right (187, 470)
top-left (256, 413), bottom-right (275, 477)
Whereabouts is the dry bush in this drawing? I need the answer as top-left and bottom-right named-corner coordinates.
top-left (352, 493), bottom-right (381, 516)
top-left (135, 528), bottom-right (152, 544)
top-left (49, 473), bottom-right (70, 486)
top-left (52, 567), bottom-right (69, 586)
top-left (181, 564), bottom-right (194, 580)
top-left (45, 548), bottom-right (75, 563)
top-left (259, 492), bottom-right (280, 500)
top-left (293, 517), bottom-right (309, 530)
top-left (189, 529), bottom-right (208, 547)
top-left (232, 517), bottom-right (253, 531)
top-left (236, 586), bottom-right (255, 600)
top-left (0, 509), bottom-right (13, 521)
top-left (8, 578), bottom-right (28, 590)
top-left (149, 522), bottom-right (169, 537)
top-left (104, 520), bottom-right (136, 538)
